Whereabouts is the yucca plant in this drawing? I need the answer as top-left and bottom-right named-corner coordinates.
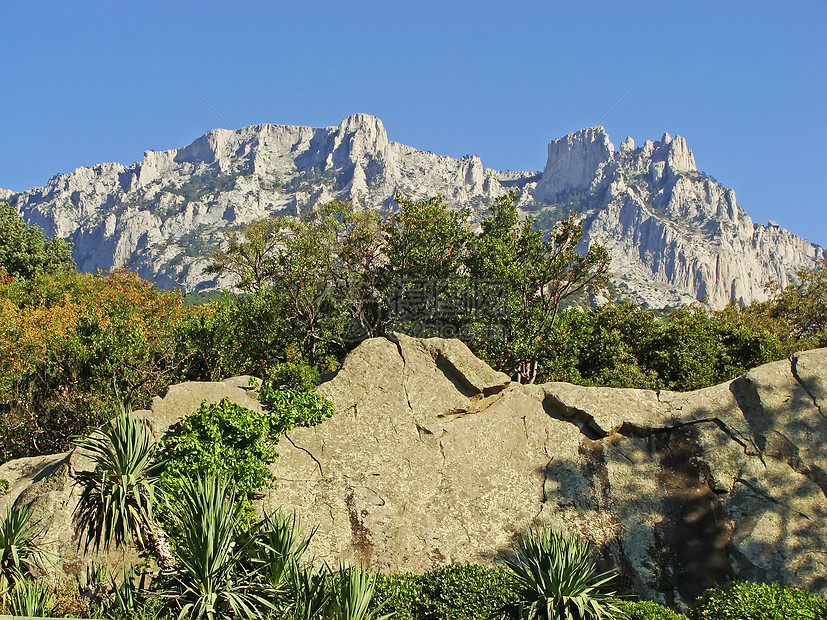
top-left (328, 564), bottom-right (392, 620)
top-left (73, 406), bottom-right (166, 560)
top-left (238, 509), bottom-right (315, 614)
top-left (504, 527), bottom-right (623, 620)
top-left (162, 476), bottom-right (272, 620)
top-left (0, 504), bottom-right (46, 586)
top-left (6, 577), bottom-right (54, 617)
top-left (288, 563), bottom-right (334, 620)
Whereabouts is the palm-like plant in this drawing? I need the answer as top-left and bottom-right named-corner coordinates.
top-left (504, 527), bottom-right (622, 620)
top-left (0, 504), bottom-right (46, 587)
top-left (73, 406), bottom-right (162, 556)
top-left (288, 563), bottom-right (334, 620)
top-left (328, 564), bottom-right (391, 620)
top-left (6, 577), bottom-right (54, 617)
top-left (162, 476), bottom-right (272, 620)
top-left (241, 510), bottom-right (314, 596)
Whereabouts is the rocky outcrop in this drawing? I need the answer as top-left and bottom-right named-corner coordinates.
top-left (525, 127), bottom-right (825, 307)
top-left (7, 115), bottom-right (526, 292)
top-left (4, 115), bottom-right (822, 306)
top-left (1, 338), bottom-right (825, 607)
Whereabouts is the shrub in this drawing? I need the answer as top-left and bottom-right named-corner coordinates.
top-left (0, 269), bottom-right (186, 462)
top-left (73, 407), bottom-right (160, 554)
top-left (257, 385), bottom-right (336, 431)
top-left (157, 398), bottom-right (280, 523)
top-left (370, 564), bottom-right (519, 620)
top-left (371, 572), bottom-right (425, 620)
top-left (0, 505), bottom-right (47, 585)
top-left (687, 580), bottom-right (827, 620)
top-left (417, 563), bottom-right (519, 620)
top-left (613, 598), bottom-right (688, 619)
top-left (5, 577), bottom-right (54, 617)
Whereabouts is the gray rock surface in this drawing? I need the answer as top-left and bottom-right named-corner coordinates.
top-left (4, 115), bottom-right (823, 307)
top-left (0, 340), bottom-right (825, 607)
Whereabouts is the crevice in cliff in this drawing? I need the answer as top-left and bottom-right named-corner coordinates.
top-left (438, 392), bottom-right (505, 421)
top-left (435, 352), bottom-right (509, 398)
top-left (284, 435), bottom-right (326, 480)
top-left (791, 355), bottom-right (825, 420)
top-left (392, 337), bottom-right (416, 416)
top-left (541, 393), bottom-right (607, 440)
top-left (617, 418), bottom-right (762, 459)
top-left (733, 476), bottom-right (812, 520)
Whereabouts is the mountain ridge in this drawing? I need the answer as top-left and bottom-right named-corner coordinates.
top-left (3, 113), bottom-right (823, 307)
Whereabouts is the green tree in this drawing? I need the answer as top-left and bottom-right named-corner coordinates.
top-left (767, 259), bottom-right (827, 348)
top-left (383, 194), bottom-right (471, 281)
top-left (0, 204), bottom-right (73, 280)
top-left (467, 191), bottom-right (610, 383)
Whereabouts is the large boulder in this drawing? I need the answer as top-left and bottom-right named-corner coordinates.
top-left (1, 337), bottom-right (825, 607)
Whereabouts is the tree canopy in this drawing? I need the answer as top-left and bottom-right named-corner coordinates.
top-left (0, 203), bottom-right (74, 280)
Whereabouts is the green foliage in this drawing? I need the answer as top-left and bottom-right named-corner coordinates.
top-left (0, 479), bottom-right (7, 497)
top-left (73, 407), bottom-right (160, 554)
top-left (5, 577), bottom-right (54, 617)
top-left (240, 511), bottom-right (314, 598)
top-left (535, 302), bottom-right (783, 391)
top-left (687, 581), bottom-right (827, 620)
top-left (158, 399), bottom-right (280, 521)
top-left (384, 194), bottom-right (471, 281)
top-left (504, 528), bottom-right (622, 620)
top-left (0, 505), bottom-right (46, 586)
top-left (613, 599), bottom-right (688, 619)
top-left (328, 564), bottom-right (392, 620)
top-left (371, 571), bottom-right (426, 620)
top-left (257, 385), bottom-right (336, 431)
top-left (0, 203), bottom-right (74, 280)
top-left (0, 269), bottom-right (186, 462)
top-left (467, 190), bottom-right (610, 383)
top-left (371, 564), bottom-right (519, 620)
top-left (764, 258), bottom-right (827, 350)
top-left (416, 563), bottom-right (518, 620)
top-left (161, 476), bottom-right (271, 620)
top-left (264, 359), bottom-right (322, 391)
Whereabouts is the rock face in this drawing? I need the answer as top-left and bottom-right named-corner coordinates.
top-left (4, 115), bottom-right (823, 306)
top-left (524, 127), bottom-right (825, 308)
top-left (1, 338), bottom-right (826, 606)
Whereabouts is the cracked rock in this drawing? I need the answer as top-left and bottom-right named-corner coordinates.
top-left (2, 338), bottom-right (826, 604)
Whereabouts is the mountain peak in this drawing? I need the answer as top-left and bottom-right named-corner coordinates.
top-left (534, 126), bottom-right (614, 199)
top-left (8, 114), bottom-right (824, 308)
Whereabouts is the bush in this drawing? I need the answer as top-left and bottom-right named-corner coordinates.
top-left (371, 564), bottom-right (519, 620)
top-left (0, 269), bottom-right (186, 462)
top-left (613, 599), bottom-right (687, 619)
top-left (417, 563), bottom-right (519, 620)
top-left (157, 398), bottom-right (280, 523)
top-left (688, 581), bottom-right (827, 620)
top-left (257, 384), bottom-right (336, 431)
top-left (371, 572), bottom-right (425, 620)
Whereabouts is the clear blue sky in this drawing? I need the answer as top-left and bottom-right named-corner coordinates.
top-left (1, 1), bottom-right (825, 246)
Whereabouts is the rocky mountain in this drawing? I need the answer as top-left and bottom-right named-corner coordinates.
top-left (2, 336), bottom-right (826, 607)
top-left (3, 114), bottom-right (823, 306)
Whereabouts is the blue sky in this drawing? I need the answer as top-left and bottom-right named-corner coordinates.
top-left (1, 1), bottom-right (825, 246)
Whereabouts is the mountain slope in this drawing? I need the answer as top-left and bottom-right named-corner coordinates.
top-left (4, 114), bottom-right (823, 306)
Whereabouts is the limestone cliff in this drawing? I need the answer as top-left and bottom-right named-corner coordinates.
top-left (1, 338), bottom-right (825, 607)
top-left (4, 115), bottom-right (824, 306)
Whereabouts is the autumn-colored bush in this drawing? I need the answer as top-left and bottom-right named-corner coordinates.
top-left (0, 269), bottom-right (186, 462)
